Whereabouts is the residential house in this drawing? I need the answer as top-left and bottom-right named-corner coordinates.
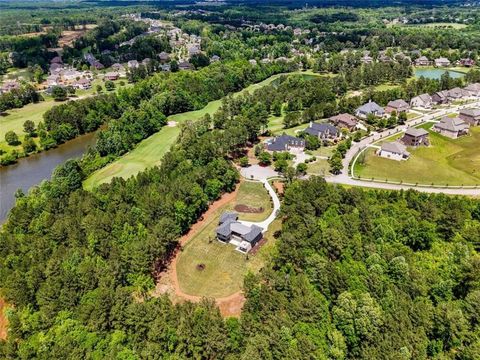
top-left (459, 58), bottom-right (475, 67)
top-left (329, 113), bottom-right (358, 131)
top-left (111, 63), bottom-right (124, 72)
top-left (433, 117), bottom-right (469, 138)
top-left (435, 57), bottom-right (451, 67)
top-left (51, 56), bottom-right (62, 64)
top-left (459, 109), bottom-right (480, 126)
top-left (49, 63), bottom-right (63, 74)
top-left (379, 54), bottom-right (392, 63)
top-left (92, 61), bottom-right (104, 70)
top-left (401, 128), bottom-right (429, 147)
top-left (73, 78), bottom-right (91, 90)
top-left (46, 74), bottom-right (60, 87)
top-left (410, 93), bottom-right (433, 109)
top-left (361, 55), bottom-right (373, 64)
top-left (141, 58), bottom-right (151, 66)
top-left (216, 212), bottom-right (263, 253)
top-left (188, 45), bottom-right (201, 57)
top-left (105, 72), bottom-right (119, 81)
top-left (210, 55), bottom-right (220, 63)
top-left (127, 60), bottom-right (139, 69)
top-left (266, 134), bottom-right (305, 152)
top-left (378, 141), bottom-right (410, 161)
top-left (160, 64), bottom-right (171, 72)
top-left (304, 122), bottom-right (340, 140)
top-left (355, 101), bottom-right (385, 119)
top-left (1, 80), bottom-right (20, 93)
top-left (249, 59), bottom-right (257, 66)
top-left (62, 70), bottom-right (81, 82)
top-left (178, 60), bottom-right (193, 70)
top-left (447, 87), bottom-right (470, 100)
top-left (385, 99), bottom-right (410, 114)
top-left (260, 58), bottom-right (271, 64)
top-left (464, 83), bottom-right (480, 97)
top-left (415, 56), bottom-right (430, 66)
top-left (432, 90), bottom-right (449, 105)
top-left (158, 52), bottom-right (170, 63)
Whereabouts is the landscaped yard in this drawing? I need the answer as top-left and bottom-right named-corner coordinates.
top-left (354, 125), bottom-right (480, 186)
top-left (175, 198), bottom-right (278, 298)
top-left (227, 181), bottom-right (273, 222)
top-left (307, 158), bottom-right (330, 176)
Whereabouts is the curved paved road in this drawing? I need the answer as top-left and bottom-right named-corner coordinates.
top-left (326, 100), bottom-right (480, 195)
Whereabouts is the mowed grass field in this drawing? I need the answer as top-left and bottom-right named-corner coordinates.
top-left (84, 71), bottom-right (321, 189)
top-left (175, 187), bottom-right (278, 298)
top-left (354, 125), bottom-right (480, 186)
top-left (83, 125), bottom-right (179, 189)
top-left (226, 181), bottom-right (273, 222)
top-left (0, 98), bottom-right (55, 135)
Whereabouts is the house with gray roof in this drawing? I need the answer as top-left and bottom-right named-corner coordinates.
top-left (401, 127), bottom-right (429, 147)
top-left (447, 87), bottom-right (470, 100)
top-left (433, 117), bottom-right (469, 139)
top-left (216, 212), bottom-right (263, 253)
top-left (464, 83), bottom-right (480, 97)
top-left (459, 109), bottom-right (480, 126)
top-left (266, 134), bottom-right (305, 152)
top-left (435, 57), bottom-right (451, 67)
top-left (411, 93), bottom-right (433, 109)
top-left (355, 101), bottom-right (385, 119)
top-left (386, 99), bottom-right (410, 114)
top-left (304, 122), bottom-right (340, 140)
top-left (378, 141), bottom-right (410, 161)
top-left (432, 90), bottom-right (449, 105)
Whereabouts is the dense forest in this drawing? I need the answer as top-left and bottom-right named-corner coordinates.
top-left (1, 160), bottom-right (479, 358)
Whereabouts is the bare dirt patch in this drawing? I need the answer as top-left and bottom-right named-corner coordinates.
top-left (234, 204), bottom-right (264, 213)
top-left (0, 298), bottom-right (8, 340)
top-left (273, 181), bottom-right (285, 195)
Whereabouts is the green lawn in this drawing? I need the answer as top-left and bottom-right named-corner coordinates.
top-left (306, 158), bottom-right (330, 176)
top-left (354, 126), bottom-right (480, 186)
top-left (0, 98), bottom-right (55, 136)
top-left (83, 125), bottom-right (180, 189)
top-left (226, 181), bottom-right (273, 222)
top-left (175, 201), bottom-right (278, 298)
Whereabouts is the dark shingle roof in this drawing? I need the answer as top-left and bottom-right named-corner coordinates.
top-left (304, 123), bottom-right (339, 137)
top-left (267, 135), bottom-right (305, 151)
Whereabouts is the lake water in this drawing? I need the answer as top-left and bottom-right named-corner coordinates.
top-left (0, 132), bottom-right (97, 223)
top-left (414, 68), bottom-right (465, 80)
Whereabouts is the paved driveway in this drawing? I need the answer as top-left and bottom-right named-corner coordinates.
top-left (240, 165), bottom-right (278, 180)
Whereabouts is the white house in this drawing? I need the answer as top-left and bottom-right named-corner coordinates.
top-left (410, 94), bottom-right (433, 109)
top-left (378, 141), bottom-right (410, 161)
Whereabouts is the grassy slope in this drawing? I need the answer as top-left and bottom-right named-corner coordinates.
top-left (354, 126), bottom-right (480, 185)
top-left (175, 186), bottom-right (278, 298)
top-left (227, 181), bottom-right (273, 222)
top-left (85, 71), bottom-right (321, 189)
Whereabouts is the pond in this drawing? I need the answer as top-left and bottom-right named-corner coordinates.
top-left (0, 132), bottom-right (97, 223)
top-left (414, 68), bottom-right (465, 80)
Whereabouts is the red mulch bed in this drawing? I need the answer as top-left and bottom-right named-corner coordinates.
top-left (234, 204), bottom-right (264, 213)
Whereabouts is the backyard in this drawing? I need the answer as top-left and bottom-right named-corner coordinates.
top-left (354, 125), bottom-right (480, 186)
top-left (175, 182), bottom-right (276, 298)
